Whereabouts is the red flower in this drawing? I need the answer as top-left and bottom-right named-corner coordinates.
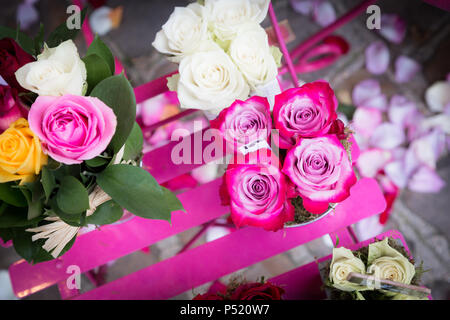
top-left (328, 119), bottom-right (347, 140)
top-left (230, 282), bottom-right (284, 300)
top-left (193, 293), bottom-right (225, 300)
top-left (0, 38), bottom-right (34, 92)
top-left (0, 85), bottom-right (28, 133)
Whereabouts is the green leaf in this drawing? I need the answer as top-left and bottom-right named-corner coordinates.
top-left (85, 156), bottom-right (110, 168)
top-left (41, 166), bottom-right (57, 202)
top-left (34, 23), bottom-right (45, 55)
top-left (0, 183), bottom-right (27, 207)
top-left (86, 35), bottom-right (115, 74)
top-left (0, 26), bottom-right (35, 55)
top-left (19, 181), bottom-right (45, 220)
top-left (0, 228), bottom-right (13, 242)
top-left (48, 198), bottom-right (85, 227)
top-left (56, 176), bottom-right (89, 215)
top-left (86, 200), bottom-right (123, 225)
top-left (90, 74), bottom-right (136, 152)
top-left (337, 103), bottom-right (356, 120)
top-left (96, 164), bottom-right (182, 221)
top-left (0, 205), bottom-right (43, 228)
top-left (46, 7), bottom-right (88, 48)
top-left (123, 122), bottom-right (144, 161)
top-left (82, 54), bottom-right (112, 94)
top-left (52, 164), bottom-right (81, 182)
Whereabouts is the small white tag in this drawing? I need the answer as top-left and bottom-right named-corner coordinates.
top-left (254, 78), bottom-right (282, 111)
top-left (238, 139), bottom-right (271, 155)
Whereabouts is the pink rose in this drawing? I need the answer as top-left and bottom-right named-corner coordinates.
top-left (282, 135), bottom-right (357, 214)
top-left (0, 85), bottom-right (28, 133)
top-left (210, 96), bottom-right (272, 153)
top-left (273, 80), bottom-right (338, 148)
top-left (28, 94), bottom-right (117, 164)
top-left (225, 151), bottom-right (294, 231)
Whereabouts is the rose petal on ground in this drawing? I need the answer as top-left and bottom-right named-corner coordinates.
top-left (355, 215), bottom-right (385, 241)
top-left (353, 107), bottom-right (383, 138)
top-left (290, 0), bottom-right (313, 15)
top-left (388, 95), bottom-right (417, 128)
top-left (410, 129), bottom-right (446, 169)
top-left (408, 165), bottom-right (445, 193)
top-left (425, 81), bottom-right (450, 112)
top-left (352, 79), bottom-right (383, 106)
top-left (365, 41), bottom-right (390, 75)
top-left (370, 122), bottom-right (405, 149)
top-left (395, 55), bottom-right (421, 83)
top-left (16, 0), bottom-right (39, 30)
top-left (312, 0), bottom-right (336, 27)
top-left (378, 14), bottom-right (406, 44)
top-left (356, 148), bottom-right (392, 178)
top-left (385, 160), bottom-right (408, 188)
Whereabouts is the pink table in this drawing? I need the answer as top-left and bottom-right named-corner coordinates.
top-left (7, 0), bottom-right (387, 300)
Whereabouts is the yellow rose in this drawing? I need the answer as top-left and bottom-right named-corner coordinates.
top-left (329, 247), bottom-right (368, 292)
top-left (0, 118), bottom-right (47, 184)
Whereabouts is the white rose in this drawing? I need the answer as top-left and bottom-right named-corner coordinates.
top-left (174, 45), bottom-right (250, 116)
top-left (228, 23), bottom-right (278, 89)
top-left (152, 3), bottom-right (209, 63)
top-left (205, 0), bottom-right (270, 43)
top-left (15, 40), bottom-right (86, 96)
top-left (367, 238), bottom-right (415, 285)
top-left (329, 247), bottom-right (368, 292)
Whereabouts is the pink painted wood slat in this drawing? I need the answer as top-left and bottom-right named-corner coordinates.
top-left (9, 178), bottom-right (228, 298)
top-left (73, 178), bottom-right (385, 300)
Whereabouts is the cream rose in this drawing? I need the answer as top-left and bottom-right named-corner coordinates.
top-left (15, 40), bottom-right (86, 96)
top-left (228, 23), bottom-right (278, 89)
top-left (205, 0), bottom-right (270, 44)
top-left (392, 293), bottom-right (429, 300)
top-left (173, 45), bottom-right (250, 116)
top-left (367, 238), bottom-right (415, 285)
top-left (329, 247), bottom-right (368, 292)
top-left (152, 3), bottom-right (209, 63)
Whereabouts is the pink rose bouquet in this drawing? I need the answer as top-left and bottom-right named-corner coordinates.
top-left (0, 16), bottom-right (183, 263)
top-left (213, 80), bottom-right (357, 231)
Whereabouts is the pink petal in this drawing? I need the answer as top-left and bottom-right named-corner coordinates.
top-left (388, 95), bottom-right (417, 128)
top-left (352, 107), bottom-right (383, 138)
top-left (312, 0), bottom-right (336, 27)
top-left (409, 129), bottom-right (446, 169)
top-left (0, 76), bottom-right (7, 86)
top-left (365, 41), bottom-right (390, 75)
top-left (385, 160), bottom-right (408, 188)
top-left (395, 56), bottom-right (421, 83)
top-left (377, 14), bottom-right (406, 44)
top-left (370, 122), bottom-right (405, 149)
top-left (290, 0), bottom-right (313, 15)
top-left (16, 1), bottom-right (39, 30)
top-left (355, 215), bottom-right (384, 241)
top-left (356, 149), bottom-right (392, 178)
top-left (352, 79), bottom-right (387, 110)
top-left (408, 165), bottom-right (445, 193)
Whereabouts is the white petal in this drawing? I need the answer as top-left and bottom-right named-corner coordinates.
top-left (353, 107), bottom-right (383, 138)
top-left (425, 81), bottom-right (450, 112)
top-left (385, 160), bottom-right (408, 188)
top-left (352, 79), bottom-right (382, 106)
top-left (356, 149), bottom-right (392, 178)
top-left (290, 0), bottom-right (313, 15)
top-left (312, 0), bottom-right (336, 27)
top-left (388, 95), bottom-right (417, 128)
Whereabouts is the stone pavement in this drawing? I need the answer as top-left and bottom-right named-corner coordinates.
top-left (0, 0), bottom-right (449, 300)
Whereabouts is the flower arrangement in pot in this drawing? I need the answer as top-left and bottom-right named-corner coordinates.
top-left (319, 237), bottom-right (430, 300)
top-left (153, 1), bottom-right (358, 231)
top-left (213, 81), bottom-right (358, 231)
top-left (0, 11), bottom-right (183, 263)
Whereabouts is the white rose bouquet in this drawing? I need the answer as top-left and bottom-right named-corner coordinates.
top-left (322, 237), bottom-right (429, 300)
top-left (152, 0), bottom-right (282, 118)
